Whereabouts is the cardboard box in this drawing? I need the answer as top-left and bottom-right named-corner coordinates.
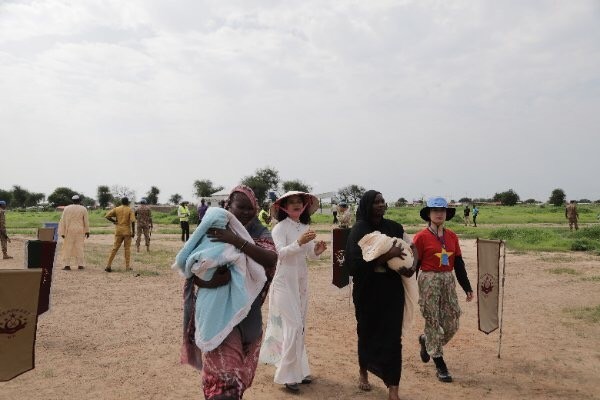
top-left (37, 228), bottom-right (56, 242)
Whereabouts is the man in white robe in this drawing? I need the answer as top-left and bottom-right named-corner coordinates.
top-left (57, 195), bottom-right (90, 270)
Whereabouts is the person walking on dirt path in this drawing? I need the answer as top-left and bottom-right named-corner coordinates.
top-left (178, 200), bottom-right (191, 242)
top-left (175, 185), bottom-right (277, 400)
top-left (135, 199), bottom-right (153, 252)
top-left (472, 205), bottom-right (479, 227)
top-left (343, 190), bottom-right (414, 400)
top-left (413, 197), bottom-right (473, 384)
top-left (105, 197), bottom-right (136, 272)
top-left (565, 200), bottom-right (579, 231)
top-left (0, 200), bottom-right (13, 259)
top-left (58, 195), bottom-right (90, 270)
top-left (260, 191), bottom-right (326, 394)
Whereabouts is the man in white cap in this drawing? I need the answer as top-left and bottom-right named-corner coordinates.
top-left (0, 200), bottom-right (13, 259)
top-left (57, 195), bottom-right (90, 270)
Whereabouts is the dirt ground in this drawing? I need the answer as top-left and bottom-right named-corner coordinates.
top-left (1, 224), bottom-right (599, 400)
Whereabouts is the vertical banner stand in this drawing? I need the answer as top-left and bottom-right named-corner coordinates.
top-left (498, 241), bottom-right (506, 358)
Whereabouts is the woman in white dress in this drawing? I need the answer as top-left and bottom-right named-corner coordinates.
top-left (260, 191), bottom-right (327, 393)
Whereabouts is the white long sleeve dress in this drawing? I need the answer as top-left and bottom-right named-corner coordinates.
top-left (57, 204), bottom-right (89, 266)
top-left (259, 218), bottom-right (320, 384)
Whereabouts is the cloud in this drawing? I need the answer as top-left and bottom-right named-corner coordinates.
top-left (1, 0), bottom-right (599, 202)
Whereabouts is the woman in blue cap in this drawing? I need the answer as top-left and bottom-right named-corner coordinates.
top-left (413, 197), bottom-right (473, 383)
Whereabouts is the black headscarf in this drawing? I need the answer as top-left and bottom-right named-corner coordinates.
top-left (356, 190), bottom-right (381, 223)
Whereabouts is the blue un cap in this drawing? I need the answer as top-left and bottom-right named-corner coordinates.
top-left (420, 197), bottom-right (456, 222)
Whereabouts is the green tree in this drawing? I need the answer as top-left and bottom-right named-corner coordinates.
top-left (48, 187), bottom-right (79, 207)
top-left (523, 198), bottom-right (538, 204)
top-left (0, 189), bottom-right (12, 206)
top-left (25, 192), bottom-right (45, 207)
top-left (282, 179), bottom-right (312, 193)
top-left (338, 184), bottom-right (366, 204)
top-left (548, 188), bottom-right (566, 206)
top-left (97, 185), bottom-right (113, 208)
top-left (241, 167), bottom-right (280, 205)
top-left (11, 185), bottom-right (29, 208)
top-left (146, 186), bottom-right (160, 205)
top-left (395, 197), bottom-right (408, 207)
top-left (169, 193), bottom-right (182, 205)
top-left (193, 180), bottom-right (224, 198)
top-left (493, 189), bottom-right (520, 206)
top-left (459, 197), bottom-right (472, 204)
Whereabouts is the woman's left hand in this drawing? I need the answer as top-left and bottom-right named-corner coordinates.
top-left (207, 227), bottom-right (245, 248)
top-left (466, 291), bottom-right (474, 302)
top-left (314, 240), bottom-right (327, 256)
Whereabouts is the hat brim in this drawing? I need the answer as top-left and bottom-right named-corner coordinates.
top-left (270, 191), bottom-right (319, 221)
top-left (420, 207), bottom-right (456, 222)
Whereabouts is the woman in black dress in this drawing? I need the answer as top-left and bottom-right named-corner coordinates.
top-left (344, 190), bottom-right (415, 400)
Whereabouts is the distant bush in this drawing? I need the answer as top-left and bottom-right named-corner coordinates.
top-left (574, 226), bottom-right (600, 241)
top-left (571, 239), bottom-right (596, 252)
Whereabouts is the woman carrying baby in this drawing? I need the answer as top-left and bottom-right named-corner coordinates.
top-left (343, 190), bottom-right (415, 400)
top-left (175, 185), bottom-right (277, 400)
top-left (413, 197), bottom-right (473, 383)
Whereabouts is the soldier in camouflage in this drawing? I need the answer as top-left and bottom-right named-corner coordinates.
top-left (565, 200), bottom-right (579, 231)
top-left (135, 199), bottom-right (153, 252)
top-left (0, 200), bottom-right (13, 259)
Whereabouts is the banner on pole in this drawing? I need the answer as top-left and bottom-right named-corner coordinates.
top-left (477, 239), bottom-right (502, 334)
top-left (332, 228), bottom-right (350, 288)
top-left (0, 269), bottom-right (42, 381)
top-left (26, 240), bottom-right (57, 315)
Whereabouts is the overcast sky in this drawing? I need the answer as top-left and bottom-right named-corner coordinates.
top-left (2, 0), bottom-right (599, 204)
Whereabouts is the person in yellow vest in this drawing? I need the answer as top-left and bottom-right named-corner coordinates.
top-left (104, 197), bottom-right (136, 272)
top-left (258, 202), bottom-right (272, 229)
top-left (178, 200), bottom-right (191, 242)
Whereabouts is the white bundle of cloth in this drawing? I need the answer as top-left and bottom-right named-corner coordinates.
top-left (358, 231), bottom-right (419, 334)
top-left (358, 232), bottom-right (414, 271)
